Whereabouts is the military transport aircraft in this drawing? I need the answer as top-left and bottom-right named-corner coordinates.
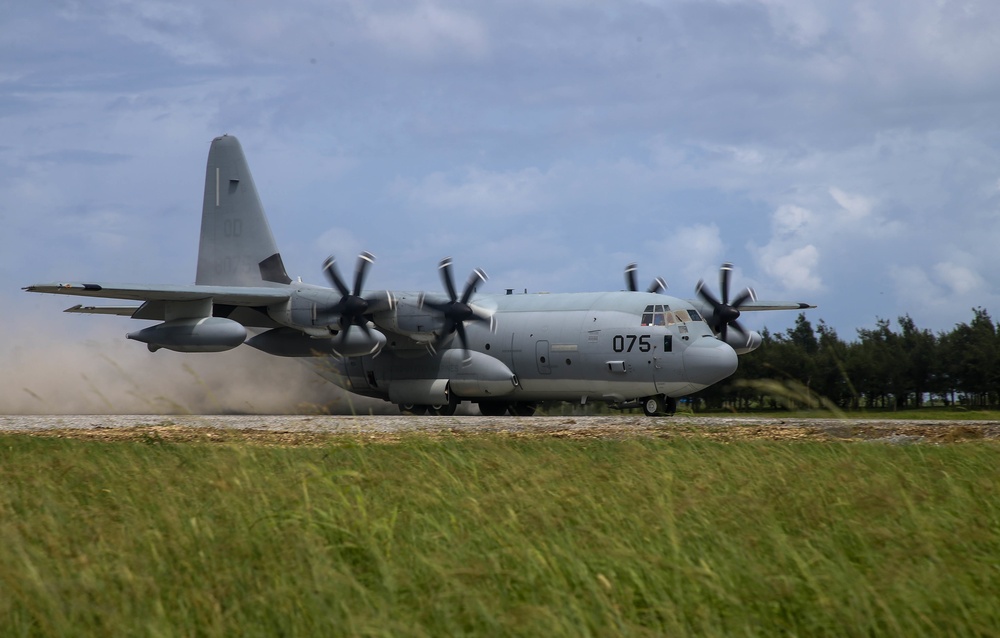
top-left (24, 135), bottom-right (814, 417)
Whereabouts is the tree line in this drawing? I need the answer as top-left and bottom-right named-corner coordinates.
top-left (696, 308), bottom-right (1000, 411)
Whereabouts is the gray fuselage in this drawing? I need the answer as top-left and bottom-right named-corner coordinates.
top-left (312, 290), bottom-right (738, 407)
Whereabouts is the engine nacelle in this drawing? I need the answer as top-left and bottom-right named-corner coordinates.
top-left (443, 350), bottom-right (517, 398)
top-left (371, 295), bottom-right (444, 342)
top-left (246, 327), bottom-right (386, 357)
top-left (127, 317), bottom-right (247, 353)
top-left (723, 329), bottom-right (763, 355)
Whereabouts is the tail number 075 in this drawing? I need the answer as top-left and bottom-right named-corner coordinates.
top-left (612, 334), bottom-right (651, 353)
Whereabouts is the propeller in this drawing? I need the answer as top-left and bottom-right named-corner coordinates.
top-left (625, 263), bottom-right (667, 294)
top-left (420, 257), bottom-right (493, 359)
top-left (320, 251), bottom-right (393, 347)
top-left (695, 262), bottom-right (757, 342)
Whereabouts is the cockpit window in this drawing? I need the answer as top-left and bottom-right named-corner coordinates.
top-left (640, 304), bottom-right (672, 327)
top-left (688, 309), bottom-right (703, 322)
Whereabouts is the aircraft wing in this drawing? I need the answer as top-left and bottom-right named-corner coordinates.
top-left (24, 282), bottom-right (292, 326)
top-left (738, 300), bottom-right (817, 312)
top-left (23, 282), bottom-right (291, 305)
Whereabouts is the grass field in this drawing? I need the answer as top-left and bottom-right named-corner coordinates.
top-left (1, 433), bottom-right (998, 636)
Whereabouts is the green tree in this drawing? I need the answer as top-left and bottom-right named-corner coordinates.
top-left (945, 308), bottom-right (1000, 407)
top-left (896, 315), bottom-right (938, 407)
top-left (813, 320), bottom-right (853, 408)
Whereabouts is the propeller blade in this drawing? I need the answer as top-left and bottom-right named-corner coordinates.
top-left (455, 322), bottom-right (471, 359)
top-left (439, 257), bottom-right (458, 302)
top-left (365, 289), bottom-right (395, 313)
top-left (648, 277), bottom-right (667, 294)
top-left (625, 263), bottom-right (667, 293)
top-left (353, 251), bottom-right (375, 297)
top-left (720, 262), bottom-right (733, 305)
top-left (696, 279), bottom-right (722, 308)
top-left (625, 263), bottom-right (639, 292)
top-left (460, 268), bottom-right (488, 305)
top-left (731, 319), bottom-right (748, 337)
top-left (697, 263), bottom-right (753, 341)
top-left (322, 256), bottom-right (351, 298)
top-left (730, 287), bottom-right (757, 310)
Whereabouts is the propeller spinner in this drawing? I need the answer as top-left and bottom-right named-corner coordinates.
top-left (695, 262), bottom-right (756, 343)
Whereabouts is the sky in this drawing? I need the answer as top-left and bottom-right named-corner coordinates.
top-left (3, 0), bottom-right (1000, 412)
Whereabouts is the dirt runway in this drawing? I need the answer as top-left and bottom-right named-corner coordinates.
top-left (3, 414), bottom-right (999, 445)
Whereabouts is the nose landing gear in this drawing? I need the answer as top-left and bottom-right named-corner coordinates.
top-left (642, 395), bottom-right (677, 417)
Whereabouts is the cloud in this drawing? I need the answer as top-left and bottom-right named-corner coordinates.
top-left (758, 243), bottom-right (823, 293)
top-left (57, 0), bottom-right (224, 66)
top-left (663, 224), bottom-right (726, 285)
top-left (749, 182), bottom-right (905, 298)
top-left (361, 2), bottom-right (490, 62)
top-left (771, 204), bottom-right (814, 238)
top-left (315, 227), bottom-right (366, 264)
top-left (396, 166), bottom-right (550, 217)
top-left (750, 203), bottom-right (825, 294)
top-left (829, 187), bottom-right (873, 220)
top-left (889, 256), bottom-right (992, 327)
top-left (934, 261), bottom-right (986, 297)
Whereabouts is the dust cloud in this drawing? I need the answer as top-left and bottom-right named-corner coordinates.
top-left (1, 322), bottom-right (393, 415)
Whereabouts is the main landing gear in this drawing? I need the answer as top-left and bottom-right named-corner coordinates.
top-left (398, 401), bottom-right (457, 416)
top-left (400, 397), bottom-right (673, 417)
top-left (398, 401), bottom-right (539, 416)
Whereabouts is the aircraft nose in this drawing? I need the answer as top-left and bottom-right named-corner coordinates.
top-left (683, 337), bottom-right (738, 388)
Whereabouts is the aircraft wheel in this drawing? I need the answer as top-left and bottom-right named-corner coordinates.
top-left (664, 396), bottom-right (677, 415)
top-left (642, 396), bottom-right (668, 417)
top-left (427, 401), bottom-right (457, 416)
top-left (478, 401), bottom-right (509, 416)
top-left (508, 402), bottom-right (537, 417)
top-left (399, 403), bottom-right (427, 415)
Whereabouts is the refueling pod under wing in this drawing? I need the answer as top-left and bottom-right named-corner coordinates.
top-left (126, 317), bottom-right (247, 353)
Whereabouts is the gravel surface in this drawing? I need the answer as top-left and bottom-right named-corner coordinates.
top-left (2, 414), bottom-right (999, 445)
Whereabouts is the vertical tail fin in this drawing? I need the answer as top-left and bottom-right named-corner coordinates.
top-left (196, 135), bottom-right (291, 287)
